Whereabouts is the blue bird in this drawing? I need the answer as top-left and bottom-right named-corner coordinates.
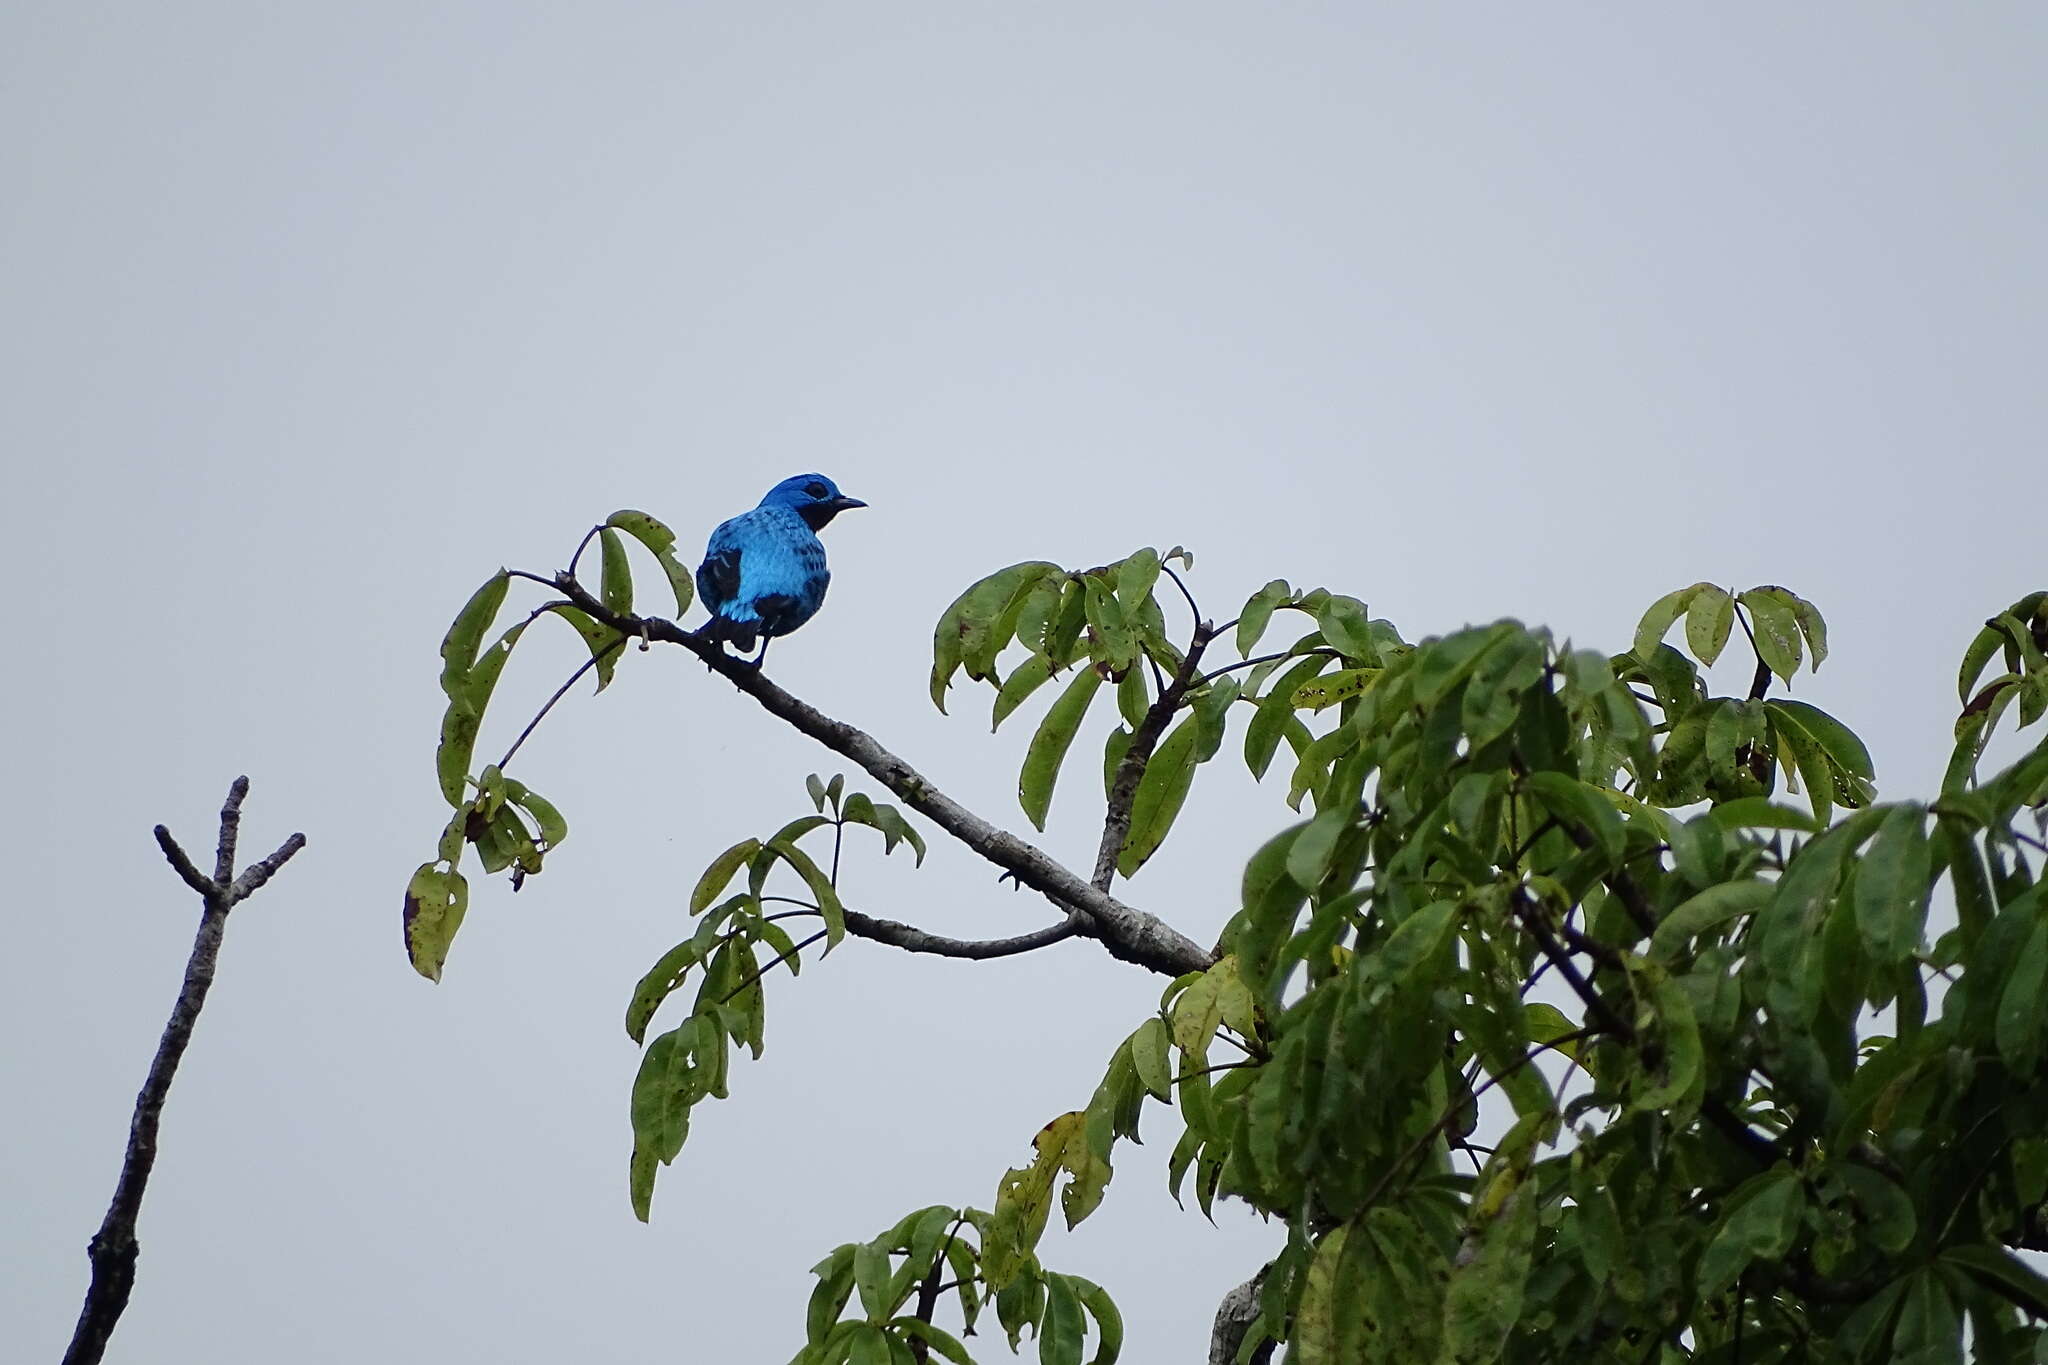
top-left (695, 474), bottom-right (866, 667)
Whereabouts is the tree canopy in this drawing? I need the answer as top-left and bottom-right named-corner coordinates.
top-left (408, 511), bottom-right (2048, 1364)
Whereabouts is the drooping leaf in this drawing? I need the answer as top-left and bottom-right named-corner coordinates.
top-left (1854, 803), bottom-right (1932, 964)
top-left (931, 562), bottom-right (1063, 710)
top-left (994, 654), bottom-right (1056, 731)
top-left (1634, 584), bottom-right (1701, 663)
top-left (402, 862), bottom-right (469, 982)
top-left (1019, 668), bottom-right (1105, 831)
top-left (1685, 584), bottom-right (1735, 666)
top-left (1117, 715), bottom-right (1201, 877)
top-left (546, 603), bottom-right (626, 692)
top-left (692, 838), bottom-right (762, 914)
top-left (1740, 587), bottom-right (1804, 685)
top-left (598, 525), bottom-right (633, 615)
top-left (1697, 1166), bottom-right (1806, 1296)
top-left (1235, 580), bottom-right (1292, 657)
top-left (1440, 1189), bottom-right (1538, 1364)
top-left (440, 571), bottom-right (511, 700)
top-left (605, 508), bottom-right (695, 616)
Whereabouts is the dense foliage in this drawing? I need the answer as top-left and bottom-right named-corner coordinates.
top-left (410, 512), bottom-right (2048, 1364)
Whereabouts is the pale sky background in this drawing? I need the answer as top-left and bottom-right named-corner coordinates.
top-left (5, 5), bottom-right (2044, 1361)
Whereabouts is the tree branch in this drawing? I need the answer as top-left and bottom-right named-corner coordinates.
top-left (66, 778), bottom-right (306, 1365)
top-left (1093, 623), bottom-right (1213, 890)
top-left (843, 908), bottom-right (1086, 959)
top-left (545, 574), bottom-right (1216, 978)
top-left (1209, 1260), bottom-right (1274, 1365)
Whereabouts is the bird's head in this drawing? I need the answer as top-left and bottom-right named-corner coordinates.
top-left (759, 473), bottom-right (867, 530)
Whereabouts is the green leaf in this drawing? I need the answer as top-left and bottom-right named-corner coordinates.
top-left (1996, 916), bottom-right (2048, 1073)
top-left (1943, 1244), bottom-right (2048, 1320)
top-left (1245, 655), bottom-right (1332, 780)
top-left (853, 1241), bottom-right (894, 1321)
top-left (1706, 796), bottom-right (1818, 832)
top-left (605, 508), bottom-right (695, 617)
top-left (1235, 580), bottom-right (1291, 657)
top-left (993, 654), bottom-right (1056, 731)
top-left (507, 783), bottom-right (568, 850)
top-left (1290, 667), bottom-right (1380, 712)
top-left (402, 862), bottom-right (469, 983)
top-left (625, 938), bottom-right (707, 1043)
top-left (546, 604), bottom-right (625, 692)
top-left (1697, 1167), bottom-right (1805, 1296)
top-left (692, 838), bottom-right (761, 914)
top-left (1769, 699), bottom-right (1875, 780)
top-left (1039, 1273), bottom-right (1085, 1365)
top-left (807, 1246), bottom-right (857, 1344)
top-left (440, 570), bottom-right (511, 700)
top-left (931, 562), bottom-right (1063, 711)
top-left (1832, 1163), bottom-right (1916, 1255)
top-left (598, 525), bottom-right (633, 615)
top-left (1855, 803), bottom-right (1932, 963)
top-left (1019, 668), bottom-right (1104, 831)
top-left (1070, 1277), bottom-right (1124, 1365)
top-left (1118, 715), bottom-right (1201, 877)
top-left (1525, 771), bottom-right (1625, 866)
top-left (767, 837), bottom-right (846, 951)
top-left (1441, 1189), bottom-right (1538, 1364)
top-left (1650, 880), bottom-right (1772, 961)
top-left (1686, 584), bottom-right (1735, 666)
top-left (1376, 899), bottom-right (1458, 983)
top-left (1634, 584), bottom-right (1700, 662)
top-left (435, 615), bottom-right (530, 807)
top-left (1790, 591), bottom-right (1829, 670)
top-left (887, 1319), bottom-right (973, 1365)
top-left (1084, 577), bottom-right (1137, 674)
top-left (1114, 547), bottom-right (1161, 613)
top-left (1130, 1017), bottom-right (1171, 1100)
top-left (846, 1323), bottom-right (891, 1365)
top-left (1314, 594), bottom-right (1375, 660)
top-left (1740, 588), bottom-right (1803, 684)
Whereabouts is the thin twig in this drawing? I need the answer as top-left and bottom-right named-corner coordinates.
top-left (907, 1216), bottom-right (969, 1365)
top-left (721, 929), bottom-right (829, 1002)
top-left (497, 637), bottom-right (628, 772)
top-left (65, 779), bottom-right (305, 1365)
top-left (1160, 564), bottom-right (1205, 631)
top-left (564, 524), bottom-right (604, 582)
top-left (1733, 602), bottom-right (1773, 702)
top-left (1197, 647), bottom-right (1343, 686)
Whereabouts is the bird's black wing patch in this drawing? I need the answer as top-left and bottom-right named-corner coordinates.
top-left (696, 546), bottom-right (743, 612)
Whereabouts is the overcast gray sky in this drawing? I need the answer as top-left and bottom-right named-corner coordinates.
top-left (6, 4), bottom-right (2044, 1361)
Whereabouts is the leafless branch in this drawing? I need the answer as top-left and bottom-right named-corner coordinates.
top-left (544, 573), bottom-right (1216, 979)
top-left (65, 778), bottom-right (305, 1365)
top-left (844, 908), bottom-right (1086, 959)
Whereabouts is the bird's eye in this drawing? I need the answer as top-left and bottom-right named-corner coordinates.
top-left (804, 481), bottom-right (828, 499)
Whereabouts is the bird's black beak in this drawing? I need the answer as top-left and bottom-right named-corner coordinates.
top-left (831, 496), bottom-right (867, 512)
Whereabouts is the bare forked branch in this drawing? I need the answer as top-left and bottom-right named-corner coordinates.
top-left (65, 778), bottom-right (305, 1365)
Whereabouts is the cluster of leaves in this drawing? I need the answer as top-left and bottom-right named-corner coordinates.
top-left (929, 548), bottom-right (1403, 868)
top-left (404, 510), bottom-right (693, 979)
top-left (626, 775), bottom-right (925, 1220)
top-left (790, 1203), bottom-right (1121, 1365)
top-left (1025, 581), bottom-right (2048, 1363)
top-left (411, 515), bottom-right (2048, 1361)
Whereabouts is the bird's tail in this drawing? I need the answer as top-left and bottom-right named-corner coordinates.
top-left (693, 613), bottom-right (759, 653)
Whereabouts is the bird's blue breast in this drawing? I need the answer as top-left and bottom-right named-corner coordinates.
top-left (701, 505), bottom-right (831, 638)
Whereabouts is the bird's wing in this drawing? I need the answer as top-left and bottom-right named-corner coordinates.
top-left (696, 517), bottom-right (746, 613)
